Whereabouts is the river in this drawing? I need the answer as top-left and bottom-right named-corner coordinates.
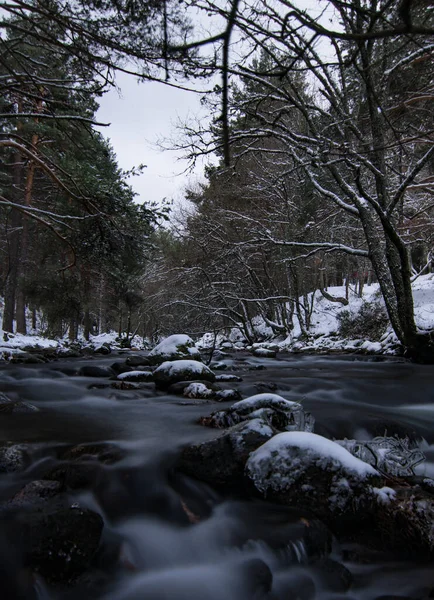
top-left (0, 352), bottom-right (433, 599)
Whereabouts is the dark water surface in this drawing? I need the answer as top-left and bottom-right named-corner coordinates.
top-left (0, 352), bottom-right (434, 599)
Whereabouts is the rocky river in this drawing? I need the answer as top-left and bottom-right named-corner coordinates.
top-left (0, 350), bottom-right (434, 599)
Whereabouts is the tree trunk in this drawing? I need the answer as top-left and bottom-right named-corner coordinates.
top-left (16, 289), bottom-right (26, 334)
top-left (2, 146), bottom-right (23, 333)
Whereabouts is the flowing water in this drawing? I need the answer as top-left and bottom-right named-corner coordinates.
top-left (0, 352), bottom-right (434, 599)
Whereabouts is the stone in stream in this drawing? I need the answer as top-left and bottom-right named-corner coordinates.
top-left (214, 389), bottom-right (242, 402)
top-left (79, 365), bottom-right (114, 378)
top-left (215, 374), bottom-right (243, 383)
top-left (18, 506), bottom-right (104, 583)
top-left (148, 334), bottom-right (201, 365)
top-left (0, 391), bottom-right (39, 413)
top-left (251, 347), bottom-right (277, 358)
top-left (0, 443), bottom-right (31, 473)
top-left (126, 355), bottom-right (150, 367)
top-left (60, 442), bottom-right (125, 464)
top-left (177, 418), bottom-right (274, 490)
top-left (116, 370), bottom-right (154, 383)
top-left (3, 480), bottom-right (62, 510)
top-left (200, 393), bottom-right (314, 433)
top-left (94, 343), bottom-right (111, 355)
top-left (245, 431), bottom-right (383, 520)
top-left (374, 486), bottom-right (434, 559)
top-left (153, 360), bottom-right (216, 390)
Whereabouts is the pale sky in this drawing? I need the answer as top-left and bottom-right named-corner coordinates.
top-left (96, 73), bottom-right (208, 206)
top-left (95, 1), bottom-right (330, 208)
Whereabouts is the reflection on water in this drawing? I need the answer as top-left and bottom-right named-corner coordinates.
top-left (0, 353), bottom-right (433, 599)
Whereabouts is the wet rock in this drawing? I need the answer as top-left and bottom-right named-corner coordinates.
top-left (94, 343), bottom-right (111, 355)
top-left (154, 360), bottom-right (216, 390)
top-left (111, 381), bottom-right (140, 390)
top-left (177, 418), bottom-right (274, 490)
top-left (167, 380), bottom-right (221, 396)
top-left (236, 557), bottom-right (273, 597)
top-left (117, 370), bottom-right (154, 382)
top-left (43, 463), bottom-right (100, 490)
top-left (58, 348), bottom-right (83, 358)
top-left (0, 443), bottom-right (30, 473)
top-left (215, 374), bottom-right (243, 382)
top-left (79, 365), bottom-right (114, 378)
top-left (148, 334), bottom-right (201, 365)
top-left (214, 389), bottom-right (242, 402)
top-left (210, 361), bottom-right (228, 370)
top-left (252, 348), bottom-right (277, 358)
top-left (110, 361), bottom-right (133, 376)
top-left (0, 391), bottom-right (39, 413)
top-left (254, 381), bottom-right (278, 393)
top-left (246, 432), bottom-right (382, 520)
top-left (60, 442), bottom-right (124, 464)
top-left (200, 393), bottom-right (314, 433)
top-left (375, 487), bottom-right (434, 558)
top-left (182, 382), bottom-right (216, 399)
top-left (19, 506), bottom-right (103, 582)
top-left (126, 355), bottom-right (150, 367)
top-left (11, 353), bottom-right (47, 364)
top-left (313, 558), bottom-right (353, 592)
top-left (4, 480), bottom-right (62, 510)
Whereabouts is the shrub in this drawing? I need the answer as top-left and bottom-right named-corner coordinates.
top-left (337, 302), bottom-right (389, 341)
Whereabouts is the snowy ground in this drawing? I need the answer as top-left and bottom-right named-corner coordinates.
top-left (0, 275), bottom-right (433, 358)
top-left (198, 275), bottom-right (434, 356)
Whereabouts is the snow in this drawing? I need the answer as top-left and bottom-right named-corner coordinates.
top-left (249, 432), bottom-right (378, 478)
top-left (149, 334), bottom-right (200, 359)
top-left (3, 275), bottom-right (434, 359)
top-left (231, 394), bottom-right (297, 411)
top-left (117, 371), bottom-right (153, 380)
top-left (374, 486), bottom-right (397, 504)
top-left (154, 360), bottom-right (211, 376)
top-left (183, 383), bottom-right (214, 398)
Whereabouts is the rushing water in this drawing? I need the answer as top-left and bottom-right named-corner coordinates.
top-left (1, 352), bottom-right (434, 599)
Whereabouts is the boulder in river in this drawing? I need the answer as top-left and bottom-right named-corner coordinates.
top-left (126, 355), bottom-right (151, 367)
top-left (79, 365), bottom-right (114, 378)
top-left (117, 370), bottom-right (154, 383)
top-left (178, 418), bottom-right (274, 490)
top-left (200, 393), bottom-right (314, 433)
top-left (148, 334), bottom-right (201, 365)
top-left (19, 506), bottom-right (103, 583)
top-left (153, 360), bottom-right (216, 390)
top-left (0, 443), bottom-right (30, 473)
top-left (245, 431), bottom-right (382, 520)
top-left (0, 391), bottom-right (38, 413)
top-left (251, 347), bottom-right (277, 358)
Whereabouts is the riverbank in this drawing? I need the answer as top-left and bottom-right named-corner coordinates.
top-left (1, 274), bottom-right (433, 361)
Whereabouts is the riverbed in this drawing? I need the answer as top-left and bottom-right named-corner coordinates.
top-left (0, 352), bottom-right (433, 599)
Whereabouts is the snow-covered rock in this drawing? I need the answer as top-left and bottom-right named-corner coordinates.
top-left (251, 347), bottom-right (277, 358)
top-left (117, 370), bottom-right (154, 382)
top-left (183, 382), bottom-right (215, 399)
top-left (148, 334), bottom-right (201, 365)
top-left (201, 393), bottom-right (314, 433)
top-left (246, 432), bottom-right (381, 518)
top-left (153, 360), bottom-right (216, 389)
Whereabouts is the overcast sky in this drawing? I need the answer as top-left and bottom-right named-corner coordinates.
top-left (95, 1), bottom-right (330, 208)
top-left (96, 73), bottom-right (208, 207)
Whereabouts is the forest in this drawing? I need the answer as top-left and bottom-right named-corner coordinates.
top-left (1, 0), bottom-right (434, 362)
